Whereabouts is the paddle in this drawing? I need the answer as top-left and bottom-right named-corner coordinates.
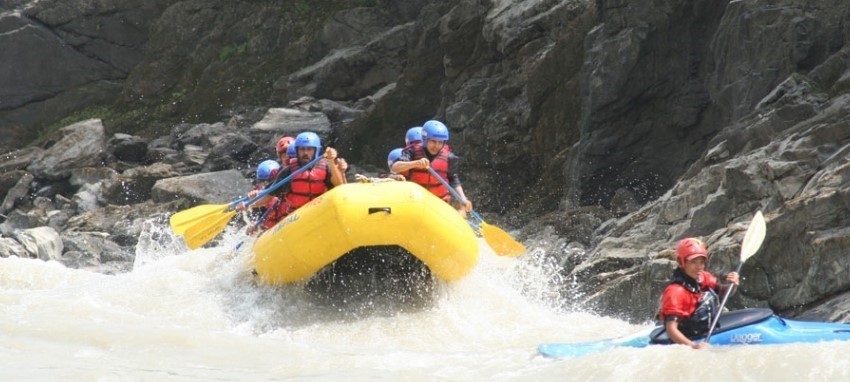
top-left (705, 210), bottom-right (767, 342)
top-left (425, 167), bottom-right (526, 257)
top-left (170, 197), bottom-right (246, 236)
top-left (538, 211), bottom-right (768, 359)
top-left (217, 198), bottom-right (280, 256)
top-left (176, 155), bottom-right (322, 249)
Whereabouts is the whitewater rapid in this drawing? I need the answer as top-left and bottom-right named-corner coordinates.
top-left (1, 223), bottom-right (848, 381)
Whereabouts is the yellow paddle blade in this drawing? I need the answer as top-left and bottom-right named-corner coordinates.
top-left (480, 221), bottom-right (526, 257)
top-left (169, 203), bottom-right (230, 235)
top-left (182, 210), bottom-right (237, 249)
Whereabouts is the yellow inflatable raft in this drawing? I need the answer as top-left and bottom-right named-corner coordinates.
top-left (252, 181), bottom-right (479, 286)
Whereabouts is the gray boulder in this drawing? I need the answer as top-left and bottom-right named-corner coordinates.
top-left (0, 236), bottom-right (28, 258)
top-left (14, 226), bottom-right (63, 261)
top-left (103, 163), bottom-right (178, 205)
top-left (251, 108), bottom-right (332, 136)
top-left (0, 172), bottom-right (33, 215)
top-left (109, 133), bottom-right (149, 163)
top-left (151, 169), bottom-right (251, 204)
top-left (27, 119), bottom-right (107, 180)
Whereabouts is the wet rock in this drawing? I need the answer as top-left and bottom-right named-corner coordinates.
top-left (151, 169), bottom-right (250, 205)
top-left (61, 231), bottom-right (129, 268)
top-left (175, 123), bottom-right (228, 149)
top-left (109, 133), bottom-right (149, 163)
top-left (27, 119), bottom-right (106, 180)
top-left (0, 209), bottom-right (48, 235)
top-left (0, 147), bottom-right (43, 174)
top-left (202, 133), bottom-right (258, 172)
top-left (70, 167), bottom-right (119, 188)
top-left (72, 182), bottom-right (105, 213)
top-left (47, 210), bottom-right (71, 231)
top-left (103, 163), bottom-right (178, 205)
top-left (0, 170), bottom-right (25, 201)
top-left (0, 172), bottom-right (34, 214)
top-left (14, 226), bottom-right (63, 261)
top-left (64, 201), bottom-right (184, 248)
top-left (251, 108), bottom-right (332, 136)
top-left (0, 236), bottom-right (28, 258)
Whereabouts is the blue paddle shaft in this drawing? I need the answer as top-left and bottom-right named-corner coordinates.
top-left (425, 166), bottom-right (481, 224)
top-left (239, 156), bottom-right (322, 210)
top-left (425, 167), bottom-right (466, 204)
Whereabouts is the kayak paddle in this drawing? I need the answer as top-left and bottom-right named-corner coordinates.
top-left (425, 166), bottom-right (526, 257)
top-left (173, 155), bottom-right (322, 249)
top-left (705, 210), bottom-right (766, 342)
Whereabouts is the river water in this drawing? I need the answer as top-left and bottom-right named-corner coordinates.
top-left (2, 224), bottom-right (849, 381)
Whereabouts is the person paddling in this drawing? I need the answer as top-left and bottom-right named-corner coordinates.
top-left (239, 132), bottom-right (344, 234)
top-left (253, 160), bottom-right (281, 192)
top-left (391, 120), bottom-right (472, 216)
top-left (238, 159), bottom-right (281, 228)
top-left (658, 238), bottom-right (740, 349)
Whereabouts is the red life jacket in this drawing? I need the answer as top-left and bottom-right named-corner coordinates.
top-left (260, 197), bottom-right (288, 230)
top-left (284, 158), bottom-right (330, 210)
top-left (407, 144), bottom-right (451, 202)
top-left (659, 269), bottom-right (719, 339)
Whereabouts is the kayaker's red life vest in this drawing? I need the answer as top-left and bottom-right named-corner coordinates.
top-left (659, 269), bottom-right (720, 339)
top-left (407, 144), bottom-right (451, 202)
top-left (284, 158), bottom-right (330, 210)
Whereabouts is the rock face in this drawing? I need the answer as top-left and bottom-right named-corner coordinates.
top-left (3, 0), bottom-right (850, 322)
top-left (0, 1), bottom-right (174, 151)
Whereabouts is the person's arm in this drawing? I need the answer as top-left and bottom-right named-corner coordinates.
top-left (716, 272), bottom-right (740, 296)
top-left (325, 147), bottom-right (345, 187)
top-left (336, 158), bottom-right (348, 183)
top-left (665, 319), bottom-right (709, 349)
top-left (391, 149), bottom-right (428, 174)
top-left (447, 154), bottom-right (472, 211)
top-left (237, 168), bottom-right (290, 211)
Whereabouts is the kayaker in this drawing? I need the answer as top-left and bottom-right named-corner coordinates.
top-left (239, 131), bottom-right (345, 233)
top-left (391, 120), bottom-right (473, 216)
top-left (658, 238), bottom-right (740, 349)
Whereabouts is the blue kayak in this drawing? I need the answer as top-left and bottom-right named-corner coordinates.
top-left (539, 308), bottom-right (850, 359)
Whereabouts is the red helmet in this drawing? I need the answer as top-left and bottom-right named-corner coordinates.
top-left (676, 238), bottom-right (707, 266)
top-left (276, 136), bottom-right (295, 154)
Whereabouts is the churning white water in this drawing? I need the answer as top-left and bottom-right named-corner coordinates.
top-left (2, 222), bottom-right (849, 381)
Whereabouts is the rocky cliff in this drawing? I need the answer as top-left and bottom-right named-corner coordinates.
top-left (2, 0), bottom-right (850, 323)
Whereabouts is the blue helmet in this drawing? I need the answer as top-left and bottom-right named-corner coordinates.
top-left (421, 120), bottom-right (449, 142)
top-left (256, 160), bottom-right (281, 181)
top-left (294, 131), bottom-right (322, 157)
top-left (387, 148), bottom-right (403, 170)
top-left (405, 127), bottom-right (422, 145)
top-left (286, 143), bottom-right (296, 158)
